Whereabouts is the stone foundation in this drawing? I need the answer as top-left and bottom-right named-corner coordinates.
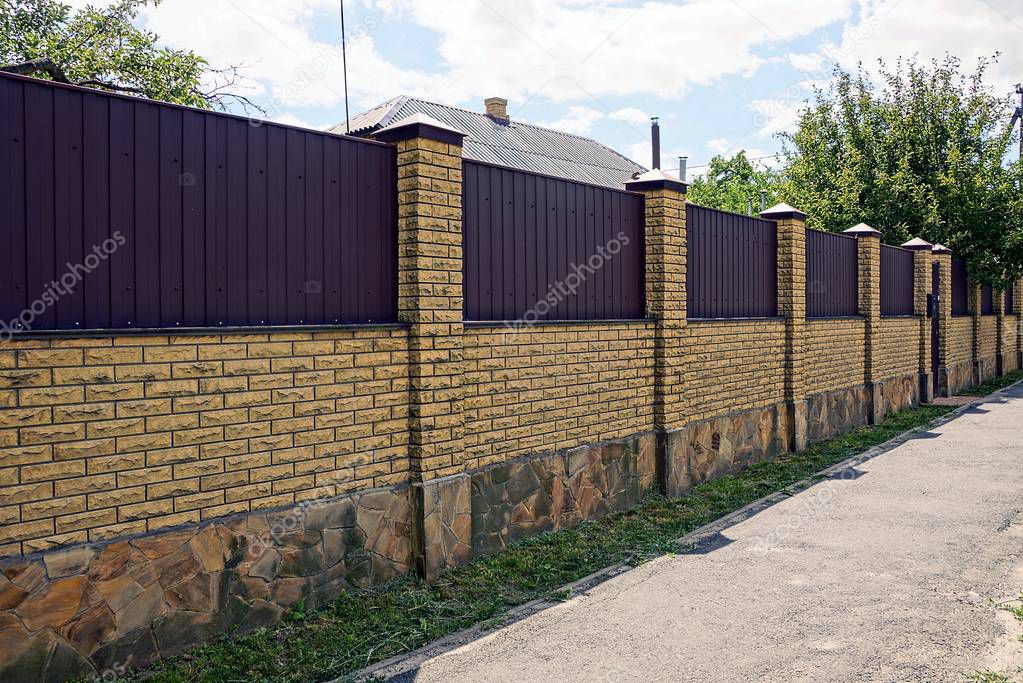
top-left (976, 355), bottom-right (999, 384)
top-left (875, 373), bottom-right (920, 419)
top-left (940, 359), bottom-right (975, 396)
top-left (806, 385), bottom-right (871, 443)
top-left (1002, 351), bottom-right (1020, 375)
top-left (0, 484), bottom-right (411, 681)
top-left (415, 475), bottom-right (471, 581)
top-left (664, 404), bottom-right (790, 497)
top-left (469, 432), bottom-right (658, 557)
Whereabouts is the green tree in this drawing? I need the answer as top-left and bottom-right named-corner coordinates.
top-left (0, 0), bottom-right (260, 111)
top-left (781, 55), bottom-right (1023, 286)
top-left (686, 151), bottom-right (783, 215)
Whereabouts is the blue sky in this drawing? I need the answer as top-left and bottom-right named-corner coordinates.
top-left (86, 0), bottom-right (1023, 178)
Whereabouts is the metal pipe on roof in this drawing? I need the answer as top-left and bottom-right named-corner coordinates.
top-left (651, 117), bottom-right (660, 169)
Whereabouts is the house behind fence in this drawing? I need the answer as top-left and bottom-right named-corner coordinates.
top-left (0, 73), bottom-right (1021, 680)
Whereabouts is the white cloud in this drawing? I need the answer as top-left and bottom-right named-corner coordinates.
top-left (136, 0), bottom-right (855, 120)
top-left (387, 0), bottom-right (855, 105)
top-left (750, 98), bottom-right (805, 136)
top-left (137, 0), bottom-right (449, 116)
top-left (270, 112), bottom-right (324, 130)
top-left (538, 106), bottom-right (604, 135)
top-left (804, 0), bottom-right (1023, 95)
top-left (609, 107), bottom-right (651, 128)
top-left (707, 137), bottom-right (731, 153)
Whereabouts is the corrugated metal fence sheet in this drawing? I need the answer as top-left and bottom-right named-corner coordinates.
top-left (951, 258), bottom-right (969, 316)
top-left (686, 204), bottom-right (778, 318)
top-left (981, 284), bottom-right (994, 315)
top-left (0, 73), bottom-right (397, 332)
top-left (806, 228), bottom-right (859, 317)
top-left (462, 160), bottom-right (645, 322)
top-left (880, 244), bottom-right (914, 316)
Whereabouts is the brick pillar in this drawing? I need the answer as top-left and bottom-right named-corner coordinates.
top-left (761, 203), bottom-right (808, 451)
top-left (968, 280), bottom-right (983, 385)
top-left (903, 238), bottom-right (934, 402)
top-left (932, 246), bottom-right (953, 397)
top-left (844, 224), bottom-right (882, 423)
top-left (625, 170), bottom-right (687, 494)
top-left (375, 114), bottom-right (470, 579)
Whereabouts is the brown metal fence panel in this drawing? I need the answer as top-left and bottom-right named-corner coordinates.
top-left (0, 73), bottom-right (397, 332)
top-left (806, 228), bottom-right (858, 317)
top-left (686, 204), bottom-right (777, 318)
top-left (462, 160), bottom-right (645, 321)
top-left (951, 258), bottom-right (969, 316)
top-left (880, 244), bottom-right (914, 316)
top-left (1007, 286), bottom-right (1015, 314)
top-left (981, 284), bottom-right (994, 315)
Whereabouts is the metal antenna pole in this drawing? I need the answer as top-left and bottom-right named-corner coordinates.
top-left (340, 0), bottom-right (351, 133)
top-left (1018, 84), bottom-right (1023, 160)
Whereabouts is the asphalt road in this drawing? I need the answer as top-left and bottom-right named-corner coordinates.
top-left (405, 385), bottom-right (1023, 682)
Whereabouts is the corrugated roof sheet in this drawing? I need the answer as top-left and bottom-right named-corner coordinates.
top-left (329, 96), bottom-right (646, 189)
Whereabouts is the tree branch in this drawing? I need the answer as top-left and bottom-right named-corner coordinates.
top-left (0, 57), bottom-right (70, 83)
top-left (76, 79), bottom-right (146, 94)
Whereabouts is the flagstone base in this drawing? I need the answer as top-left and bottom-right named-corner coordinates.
top-left (0, 484), bottom-right (412, 681)
top-left (469, 433), bottom-right (658, 557)
top-left (664, 403), bottom-right (791, 497)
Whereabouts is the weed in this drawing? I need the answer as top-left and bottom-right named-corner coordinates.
top-left (117, 404), bottom-right (952, 683)
top-left (960, 370), bottom-right (1023, 397)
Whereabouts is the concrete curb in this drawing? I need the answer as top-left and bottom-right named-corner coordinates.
top-left (353, 383), bottom-right (1020, 682)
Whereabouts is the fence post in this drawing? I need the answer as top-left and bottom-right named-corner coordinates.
top-left (625, 170), bottom-right (688, 495)
top-left (932, 245), bottom-right (953, 396)
top-left (844, 224), bottom-right (883, 423)
top-left (375, 114), bottom-right (470, 580)
top-left (903, 238), bottom-right (934, 403)
top-left (761, 203), bottom-right (808, 451)
top-left (968, 280), bottom-right (983, 386)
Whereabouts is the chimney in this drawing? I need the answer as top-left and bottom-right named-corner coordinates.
top-left (651, 117), bottom-right (661, 169)
top-left (678, 156), bottom-right (688, 182)
top-left (485, 97), bottom-right (509, 123)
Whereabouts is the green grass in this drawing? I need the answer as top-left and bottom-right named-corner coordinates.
top-left (965, 672), bottom-right (1010, 683)
top-left (960, 369), bottom-right (1023, 397)
top-left (118, 404), bottom-right (953, 683)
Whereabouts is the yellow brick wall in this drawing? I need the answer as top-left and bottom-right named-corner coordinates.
top-left (805, 319), bottom-right (867, 394)
top-left (876, 317), bottom-right (920, 380)
top-left (948, 317), bottom-right (973, 364)
top-left (1004, 315), bottom-right (1019, 353)
top-left (686, 320), bottom-right (786, 422)
top-left (0, 329), bottom-right (409, 556)
top-left (978, 316), bottom-right (998, 359)
top-left (462, 323), bottom-right (655, 470)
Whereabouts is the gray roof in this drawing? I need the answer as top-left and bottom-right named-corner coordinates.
top-left (330, 96), bottom-right (646, 189)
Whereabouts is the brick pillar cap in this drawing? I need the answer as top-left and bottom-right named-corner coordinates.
top-left (625, 168), bottom-right (687, 193)
top-left (901, 237), bottom-right (933, 251)
top-left (759, 202), bottom-right (806, 220)
top-left (931, 243), bottom-right (952, 253)
top-left (843, 223), bottom-right (882, 238)
top-left (373, 113), bottom-right (467, 145)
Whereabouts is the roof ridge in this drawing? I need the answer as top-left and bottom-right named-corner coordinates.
top-left (400, 96), bottom-right (643, 152)
top-left (466, 137), bottom-right (640, 173)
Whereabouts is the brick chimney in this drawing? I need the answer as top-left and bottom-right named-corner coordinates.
top-left (485, 97), bottom-right (509, 123)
